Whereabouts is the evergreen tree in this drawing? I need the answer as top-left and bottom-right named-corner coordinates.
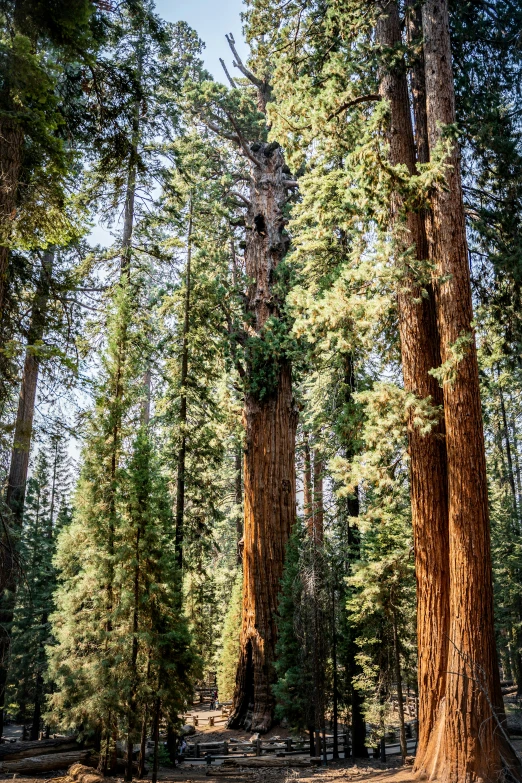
top-left (6, 433), bottom-right (72, 739)
top-left (217, 569), bottom-right (243, 702)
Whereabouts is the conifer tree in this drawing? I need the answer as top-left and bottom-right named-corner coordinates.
top-left (217, 570), bottom-right (243, 702)
top-left (6, 434), bottom-right (71, 739)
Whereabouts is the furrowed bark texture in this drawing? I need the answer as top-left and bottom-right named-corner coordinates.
top-left (376, 3), bottom-right (450, 765)
top-left (0, 252), bottom-right (52, 737)
top-left (228, 142), bottom-right (297, 733)
top-left (0, 119), bottom-right (23, 323)
top-left (419, 1), bottom-right (521, 779)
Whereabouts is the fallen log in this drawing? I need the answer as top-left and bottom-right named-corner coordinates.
top-left (1, 749), bottom-right (94, 773)
top-left (219, 757), bottom-right (311, 769)
top-left (68, 763), bottom-right (103, 783)
top-left (0, 736), bottom-right (78, 760)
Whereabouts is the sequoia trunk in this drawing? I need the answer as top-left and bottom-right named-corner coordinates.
top-left (419, 1), bottom-right (520, 779)
top-left (228, 142), bottom-right (297, 732)
top-left (376, 4), bottom-right (450, 764)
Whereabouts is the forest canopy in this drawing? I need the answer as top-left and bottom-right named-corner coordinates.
top-left (0, 2), bottom-right (522, 783)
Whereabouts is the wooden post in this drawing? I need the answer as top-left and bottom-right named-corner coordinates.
top-left (380, 736), bottom-right (386, 763)
top-left (309, 726), bottom-right (315, 757)
top-left (285, 739), bottom-right (292, 753)
top-left (255, 738), bottom-right (261, 757)
top-left (315, 730), bottom-right (321, 758)
top-left (322, 727), bottom-right (327, 766)
top-left (223, 741), bottom-right (228, 756)
top-left (195, 743), bottom-right (200, 759)
top-left (344, 732), bottom-right (350, 758)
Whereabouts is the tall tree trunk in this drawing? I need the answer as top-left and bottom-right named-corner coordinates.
top-left (376, 4), bottom-right (450, 768)
top-left (0, 252), bottom-right (52, 738)
top-left (0, 119), bottom-right (23, 328)
top-left (228, 142), bottom-right (297, 733)
top-left (405, 0), bottom-right (429, 166)
top-left (342, 354), bottom-right (367, 759)
top-left (418, 1), bottom-right (521, 778)
top-left (174, 203), bottom-right (193, 579)
top-left (332, 586), bottom-right (339, 760)
top-left (235, 445), bottom-right (243, 564)
top-left (498, 373), bottom-right (518, 515)
top-left (303, 433), bottom-right (312, 533)
top-left (391, 609), bottom-right (407, 764)
top-left (30, 672), bottom-right (43, 741)
top-left (312, 451), bottom-right (323, 545)
top-left (151, 697), bottom-right (160, 783)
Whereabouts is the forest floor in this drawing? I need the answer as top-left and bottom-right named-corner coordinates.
top-left (2, 703), bottom-right (522, 783)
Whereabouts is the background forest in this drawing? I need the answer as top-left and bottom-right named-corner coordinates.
top-left (0, 0), bottom-right (522, 780)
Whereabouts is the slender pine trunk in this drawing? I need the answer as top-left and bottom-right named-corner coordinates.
top-left (303, 434), bottom-right (312, 534)
top-left (312, 450), bottom-right (323, 545)
top-left (391, 609), bottom-right (407, 763)
top-left (174, 202), bottom-right (193, 580)
top-left (151, 697), bottom-right (160, 783)
top-left (0, 251), bottom-right (53, 737)
top-left (342, 353), bottom-right (367, 759)
top-left (498, 371), bottom-right (518, 515)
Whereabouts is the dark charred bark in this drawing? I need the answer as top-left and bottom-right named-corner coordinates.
top-left (228, 142), bottom-right (297, 733)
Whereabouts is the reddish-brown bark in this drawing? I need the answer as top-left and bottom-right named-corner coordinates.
top-left (376, 4), bottom-right (450, 761)
top-left (0, 118), bottom-right (23, 323)
top-left (415, 2), bottom-right (521, 780)
top-left (228, 142), bottom-right (297, 732)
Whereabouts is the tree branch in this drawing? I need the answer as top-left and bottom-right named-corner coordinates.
top-left (224, 111), bottom-right (260, 165)
top-left (230, 190), bottom-right (251, 207)
top-left (327, 93), bottom-right (382, 121)
top-left (226, 33), bottom-right (264, 89)
top-left (220, 58), bottom-right (238, 89)
top-left (202, 119), bottom-right (240, 143)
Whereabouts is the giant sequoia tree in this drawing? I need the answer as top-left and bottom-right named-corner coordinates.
top-left (218, 44), bottom-right (298, 733)
top-left (414, 2), bottom-right (519, 779)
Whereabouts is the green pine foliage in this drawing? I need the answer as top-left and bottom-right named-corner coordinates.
top-left (217, 570), bottom-right (243, 702)
top-left (1, 0), bottom-right (522, 756)
top-left (6, 438), bottom-right (71, 736)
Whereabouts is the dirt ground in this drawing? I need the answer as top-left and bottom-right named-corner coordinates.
top-left (2, 702), bottom-right (522, 783)
top-left (0, 761), bottom-right (417, 783)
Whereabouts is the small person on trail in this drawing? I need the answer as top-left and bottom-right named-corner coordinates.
top-left (210, 689), bottom-right (218, 710)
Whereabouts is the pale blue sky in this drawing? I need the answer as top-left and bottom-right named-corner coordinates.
top-left (154, 0), bottom-right (249, 82)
